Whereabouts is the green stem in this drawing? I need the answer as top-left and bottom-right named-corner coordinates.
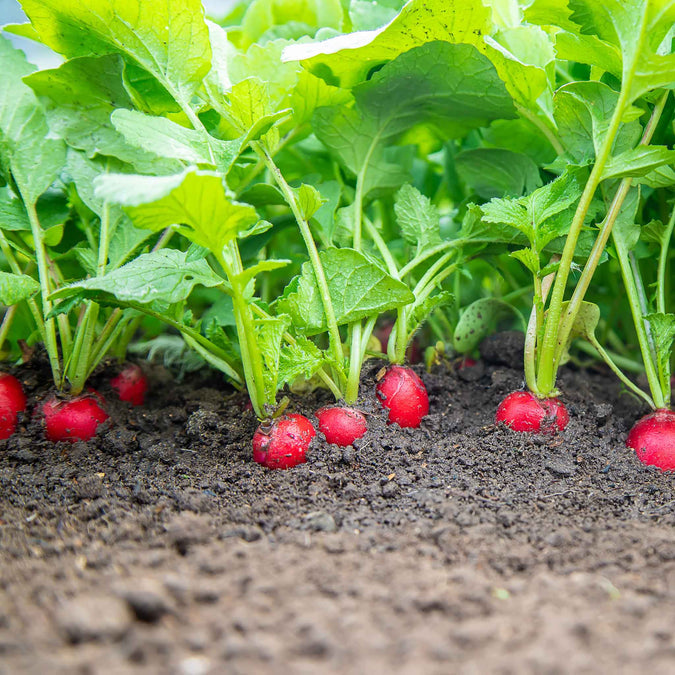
top-left (588, 335), bottom-right (655, 409)
top-left (574, 340), bottom-right (648, 374)
top-left (221, 244), bottom-right (268, 418)
top-left (249, 303), bottom-right (343, 400)
top-left (657, 203), bottom-right (675, 315)
top-left (254, 144), bottom-right (345, 381)
top-left (612, 229), bottom-right (665, 409)
top-left (0, 232), bottom-right (44, 338)
top-left (26, 202), bottom-right (61, 385)
top-left (536, 85), bottom-right (632, 396)
top-left (0, 305), bottom-right (17, 354)
top-left (516, 104), bottom-right (564, 156)
top-left (345, 322), bottom-right (362, 404)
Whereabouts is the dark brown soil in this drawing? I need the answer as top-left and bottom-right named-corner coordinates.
top-left (2, 335), bottom-right (675, 675)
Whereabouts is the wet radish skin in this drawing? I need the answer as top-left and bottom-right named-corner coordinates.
top-left (111, 364), bottom-right (149, 406)
top-left (376, 365), bottom-right (429, 428)
top-left (252, 413), bottom-right (316, 469)
top-left (626, 409), bottom-right (675, 471)
top-left (42, 393), bottom-right (109, 442)
top-left (496, 391), bottom-right (569, 432)
top-left (0, 374), bottom-right (26, 439)
top-left (316, 406), bottom-right (367, 446)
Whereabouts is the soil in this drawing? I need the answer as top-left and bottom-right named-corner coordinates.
top-left (2, 333), bottom-right (675, 675)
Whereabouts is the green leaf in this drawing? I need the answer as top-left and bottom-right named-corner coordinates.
top-left (0, 271), bottom-right (40, 305)
top-left (510, 248), bottom-right (541, 275)
top-left (283, 0), bottom-right (549, 107)
top-left (393, 184), bottom-right (441, 252)
top-left (234, 0), bottom-right (344, 49)
top-left (111, 110), bottom-right (244, 172)
top-left (610, 185), bottom-right (641, 251)
top-left (453, 297), bottom-right (523, 352)
top-left (255, 314), bottom-right (291, 400)
top-left (0, 188), bottom-right (31, 231)
top-left (0, 36), bottom-right (66, 205)
top-left (294, 184), bottom-right (327, 220)
top-left (276, 247), bottom-right (415, 335)
top-left (21, 0), bottom-right (212, 104)
top-left (278, 337), bottom-right (328, 388)
top-left (553, 82), bottom-right (641, 164)
top-left (410, 290), bottom-right (455, 334)
top-left (50, 249), bottom-right (224, 305)
top-left (567, 0), bottom-right (675, 99)
top-left (94, 170), bottom-right (259, 256)
top-left (23, 54), bottom-right (176, 174)
top-left (454, 148), bottom-right (542, 199)
top-left (313, 41), bottom-right (516, 196)
top-left (645, 312), bottom-right (675, 400)
top-left (481, 168), bottom-right (586, 248)
top-left (233, 259), bottom-right (291, 291)
top-left (601, 146), bottom-right (675, 181)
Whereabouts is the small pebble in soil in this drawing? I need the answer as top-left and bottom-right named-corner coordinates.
top-left (119, 579), bottom-right (174, 622)
top-left (56, 594), bottom-right (133, 643)
top-left (304, 511), bottom-right (337, 532)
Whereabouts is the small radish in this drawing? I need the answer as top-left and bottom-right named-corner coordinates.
top-left (316, 406), bottom-right (367, 447)
top-left (626, 409), bottom-right (675, 471)
top-left (41, 392), bottom-right (109, 442)
top-left (0, 373), bottom-right (26, 440)
top-left (496, 391), bottom-right (569, 433)
top-left (458, 356), bottom-right (477, 369)
top-left (376, 365), bottom-right (429, 428)
top-left (111, 364), bottom-right (148, 406)
top-left (252, 413), bottom-right (316, 469)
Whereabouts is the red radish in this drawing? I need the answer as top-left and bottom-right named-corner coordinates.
top-left (458, 357), bottom-right (477, 369)
top-left (376, 365), bottom-right (429, 428)
top-left (41, 392), bottom-right (109, 442)
top-left (252, 413), bottom-right (316, 469)
top-left (0, 373), bottom-right (26, 439)
top-left (496, 391), bottom-right (569, 433)
top-left (316, 406), bottom-right (367, 446)
top-left (626, 409), bottom-right (675, 471)
top-left (111, 364), bottom-right (148, 406)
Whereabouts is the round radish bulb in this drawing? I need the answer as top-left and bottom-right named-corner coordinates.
top-left (496, 391), bottom-right (569, 433)
top-left (316, 406), bottom-right (367, 447)
top-left (0, 373), bottom-right (26, 440)
top-left (111, 364), bottom-right (148, 406)
top-left (458, 357), bottom-right (477, 369)
top-left (626, 409), bottom-right (675, 471)
top-left (252, 413), bottom-right (316, 469)
top-left (376, 365), bottom-right (429, 428)
top-left (42, 393), bottom-right (109, 442)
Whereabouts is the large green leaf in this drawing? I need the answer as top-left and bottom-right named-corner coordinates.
top-left (313, 41), bottom-right (516, 195)
top-left (94, 169), bottom-right (259, 256)
top-left (51, 249), bottom-right (224, 305)
top-left (283, 0), bottom-right (552, 107)
top-left (20, 0), bottom-right (212, 104)
top-left (276, 247), bottom-right (415, 335)
top-left (23, 54), bottom-right (176, 174)
top-left (0, 36), bottom-right (65, 205)
top-left (601, 146), bottom-right (675, 181)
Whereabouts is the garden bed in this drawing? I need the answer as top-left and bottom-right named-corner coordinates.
top-left (2, 338), bottom-right (675, 674)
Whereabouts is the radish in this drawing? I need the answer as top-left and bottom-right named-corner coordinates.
top-left (626, 409), bottom-right (675, 471)
top-left (0, 373), bottom-right (26, 439)
top-left (496, 391), bottom-right (569, 433)
top-left (316, 406), bottom-right (367, 446)
top-left (252, 413), bottom-right (316, 469)
top-left (111, 364), bottom-right (148, 406)
top-left (41, 392), bottom-right (109, 442)
top-left (376, 365), bottom-right (429, 428)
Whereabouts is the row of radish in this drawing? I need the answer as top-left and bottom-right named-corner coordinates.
top-left (3, 361), bottom-right (673, 472)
